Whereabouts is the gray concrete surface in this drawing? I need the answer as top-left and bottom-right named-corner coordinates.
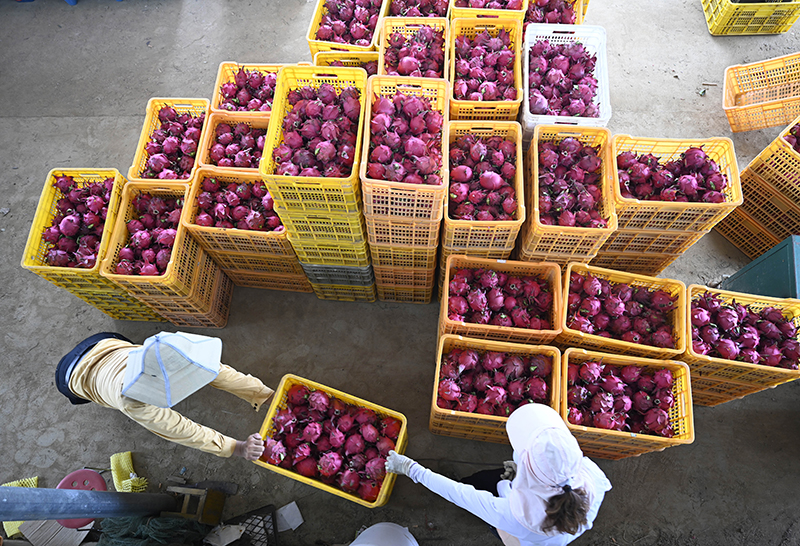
top-left (1, 1), bottom-right (799, 545)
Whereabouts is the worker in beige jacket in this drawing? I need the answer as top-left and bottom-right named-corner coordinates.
top-left (55, 331), bottom-right (273, 460)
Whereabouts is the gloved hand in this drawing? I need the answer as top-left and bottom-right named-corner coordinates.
top-left (385, 450), bottom-right (416, 477)
top-left (500, 460), bottom-right (517, 481)
top-left (234, 433), bottom-right (265, 461)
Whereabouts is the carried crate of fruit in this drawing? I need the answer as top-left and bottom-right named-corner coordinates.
top-left (448, 18), bottom-right (523, 121)
top-left (431, 334), bottom-right (560, 444)
top-left (701, 0), bottom-right (800, 35)
top-left (521, 125), bottom-right (616, 261)
top-left (561, 348), bottom-right (694, 460)
top-left (307, 0), bottom-right (390, 56)
top-left (211, 62), bottom-right (288, 118)
top-left (378, 17), bottom-right (449, 79)
top-left (256, 373), bottom-right (407, 508)
top-left (611, 134), bottom-right (742, 232)
top-left (440, 254), bottom-right (562, 344)
top-left (22, 168), bottom-right (126, 293)
top-left (450, 0), bottom-right (529, 21)
top-left (723, 52), bottom-right (800, 133)
top-left (184, 167), bottom-right (294, 257)
top-left (521, 24), bottom-right (611, 143)
top-left (359, 75), bottom-right (450, 221)
top-left (129, 98), bottom-right (209, 182)
top-left (558, 262), bottom-right (687, 359)
top-left (314, 51), bottom-right (379, 76)
top-left (683, 284), bottom-right (800, 406)
top-left (261, 66), bottom-right (368, 214)
top-left (443, 121), bottom-right (525, 252)
top-left (100, 182), bottom-right (201, 299)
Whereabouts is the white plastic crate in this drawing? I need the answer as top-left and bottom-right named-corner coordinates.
top-left (521, 24), bottom-right (611, 144)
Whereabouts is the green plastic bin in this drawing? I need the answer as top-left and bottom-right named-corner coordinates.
top-left (721, 235), bottom-right (800, 298)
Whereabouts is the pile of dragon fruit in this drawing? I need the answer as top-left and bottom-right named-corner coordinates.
top-left (315, 0), bottom-right (382, 47)
top-left (262, 384), bottom-right (402, 503)
top-left (616, 147), bottom-right (728, 203)
top-left (453, 0), bottom-right (524, 10)
top-left (448, 134), bottom-right (518, 221)
top-left (782, 123), bottom-right (800, 154)
top-left (192, 177), bottom-right (283, 232)
top-left (383, 25), bottom-right (446, 79)
top-left (142, 106), bottom-right (205, 180)
top-left (437, 347), bottom-right (553, 416)
top-left (217, 68), bottom-right (277, 113)
top-left (537, 137), bottom-right (606, 228)
top-left (327, 59), bottom-right (378, 76)
top-left (566, 359), bottom-right (677, 437)
top-left (388, 0), bottom-right (448, 16)
top-left (272, 85), bottom-right (361, 179)
top-left (448, 267), bottom-right (553, 329)
top-left (366, 93), bottom-right (444, 185)
top-left (691, 291), bottom-right (800, 370)
top-left (113, 193), bottom-right (183, 276)
top-left (42, 175), bottom-right (114, 269)
top-left (207, 122), bottom-right (265, 169)
top-left (566, 271), bottom-right (678, 349)
top-left (528, 40), bottom-right (599, 118)
top-left (453, 29), bottom-right (518, 103)
top-left (525, 0), bottom-right (577, 30)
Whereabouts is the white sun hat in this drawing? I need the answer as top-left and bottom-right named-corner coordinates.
top-left (122, 332), bottom-right (222, 408)
top-left (504, 403), bottom-right (592, 532)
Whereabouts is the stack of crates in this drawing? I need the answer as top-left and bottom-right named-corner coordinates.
top-left (716, 113), bottom-right (800, 259)
top-left (260, 66), bottom-right (376, 302)
top-left (593, 134), bottom-right (742, 276)
top-left (360, 76), bottom-right (449, 304)
top-left (21, 169), bottom-right (163, 322)
top-left (100, 182), bottom-right (233, 329)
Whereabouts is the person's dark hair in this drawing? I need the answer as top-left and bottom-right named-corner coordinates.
top-left (541, 486), bottom-right (589, 535)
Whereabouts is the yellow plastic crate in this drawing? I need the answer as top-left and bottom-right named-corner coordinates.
top-left (589, 252), bottom-right (679, 277)
top-left (557, 262), bottom-right (687, 358)
top-left (208, 249), bottom-right (304, 275)
top-left (224, 269), bottom-right (313, 292)
top-left (21, 168), bottom-right (126, 293)
top-left (307, 0), bottom-right (390, 56)
top-left (184, 167), bottom-right (295, 257)
top-left (683, 284), bottom-right (800, 406)
top-left (516, 246), bottom-right (595, 269)
top-left (365, 215), bottom-right (441, 247)
top-left (713, 206), bottom-right (781, 260)
top-left (99, 182), bottom-right (202, 298)
top-left (374, 264), bottom-right (435, 287)
top-left (197, 112), bottom-right (270, 174)
top-left (136, 252), bottom-right (225, 315)
top-left (440, 255), bottom-right (562, 343)
top-left (369, 242), bottom-right (439, 269)
top-left (448, 18), bottom-right (523, 120)
top-left (450, 0), bottom-right (528, 21)
top-left (70, 288), bottom-right (164, 322)
top-left (376, 283), bottom-right (434, 304)
top-left (378, 17), bottom-right (449, 78)
top-left (261, 66), bottom-right (368, 212)
top-left (289, 237), bottom-right (371, 267)
top-left (736, 168), bottom-right (800, 244)
top-left (279, 209), bottom-right (368, 244)
top-left (359, 76), bottom-right (450, 220)
top-left (256, 374), bottom-right (407, 508)
top-left (747, 113), bottom-right (800, 205)
top-left (438, 244), bottom-right (512, 291)
top-left (561, 348), bottom-right (694, 460)
top-left (430, 335), bottom-right (560, 444)
top-left (211, 62), bottom-right (289, 118)
top-left (311, 282), bottom-right (377, 302)
top-left (521, 125), bottom-right (617, 259)
top-left (128, 98), bottom-right (209, 182)
top-left (443, 121), bottom-right (525, 251)
top-left (723, 52), bottom-right (800, 133)
top-left (314, 51), bottom-right (379, 74)
top-left (611, 134), bottom-right (742, 231)
top-left (150, 268), bottom-right (234, 329)
top-left (701, 0), bottom-right (800, 35)
top-left (599, 228), bottom-right (707, 256)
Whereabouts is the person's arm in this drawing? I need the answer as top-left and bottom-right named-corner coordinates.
top-left (210, 364), bottom-right (274, 412)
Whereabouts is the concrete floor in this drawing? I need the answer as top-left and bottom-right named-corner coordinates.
top-left (1, 0), bottom-right (800, 545)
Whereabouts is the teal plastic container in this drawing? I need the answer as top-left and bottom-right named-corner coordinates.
top-left (721, 235), bottom-right (800, 298)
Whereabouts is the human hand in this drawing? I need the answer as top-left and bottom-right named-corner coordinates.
top-left (234, 433), bottom-right (265, 461)
top-left (500, 460), bottom-right (517, 481)
top-left (385, 450), bottom-right (416, 477)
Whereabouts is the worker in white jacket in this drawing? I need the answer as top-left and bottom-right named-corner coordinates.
top-left (385, 403), bottom-right (611, 546)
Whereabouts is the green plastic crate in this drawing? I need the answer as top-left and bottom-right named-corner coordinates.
top-left (721, 235), bottom-right (800, 298)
